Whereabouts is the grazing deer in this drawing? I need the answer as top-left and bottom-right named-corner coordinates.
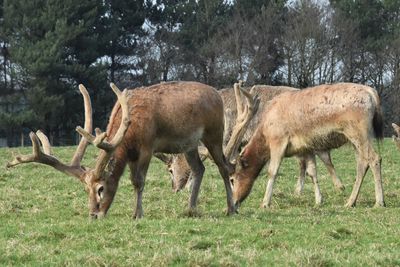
top-left (164, 85), bottom-right (345, 204)
top-left (231, 83), bottom-right (385, 210)
top-left (7, 81), bottom-right (256, 219)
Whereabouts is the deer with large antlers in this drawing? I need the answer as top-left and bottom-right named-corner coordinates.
top-left (164, 85), bottom-right (345, 205)
top-left (7, 81), bottom-right (256, 219)
top-left (231, 83), bottom-right (385, 210)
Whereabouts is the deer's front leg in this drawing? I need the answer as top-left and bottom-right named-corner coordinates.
top-left (129, 157), bottom-right (150, 219)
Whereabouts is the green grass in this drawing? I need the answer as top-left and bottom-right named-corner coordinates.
top-left (1, 139), bottom-right (400, 266)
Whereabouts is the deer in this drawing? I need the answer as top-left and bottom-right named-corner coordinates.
top-left (391, 123), bottom-right (400, 150)
top-left (7, 81), bottom-right (257, 219)
top-left (231, 82), bottom-right (385, 210)
top-left (162, 84), bottom-right (345, 205)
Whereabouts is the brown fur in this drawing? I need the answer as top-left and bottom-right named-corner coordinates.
top-left (169, 85), bottom-right (345, 199)
top-left (95, 81), bottom-right (236, 218)
top-left (232, 83), bottom-right (385, 209)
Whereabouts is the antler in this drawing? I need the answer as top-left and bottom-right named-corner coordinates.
top-left (6, 84), bottom-right (94, 181)
top-left (224, 81), bottom-right (260, 161)
top-left (76, 83), bottom-right (131, 179)
top-left (70, 84), bottom-right (93, 166)
top-left (392, 123), bottom-right (400, 150)
top-left (7, 131), bottom-right (84, 179)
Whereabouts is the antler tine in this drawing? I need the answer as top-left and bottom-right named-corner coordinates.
top-left (235, 80), bottom-right (245, 116)
top-left (109, 83), bottom-right (131, 147)
top-left (224, 82), bottom-right (260, 161)
top-left (7, 132), bottom-right (42, 168)
top-left (71, 84), bottom-right (93, 166)
top-left (76, 83), bottom-right (130, 154)
top-left (36, 130), bottom-right (53, 155)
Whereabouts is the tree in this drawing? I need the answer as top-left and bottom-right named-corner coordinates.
top-left (3, 0), bottom-right (107, 145)
top-left (99, 0), bottom-right (146, 85)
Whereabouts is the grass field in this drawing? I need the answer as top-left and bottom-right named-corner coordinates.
top-left (1, 139), bottom-right (400, 266)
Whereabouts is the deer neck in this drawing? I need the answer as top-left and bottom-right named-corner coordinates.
top-left (241, 128), bottom-right (268, 181)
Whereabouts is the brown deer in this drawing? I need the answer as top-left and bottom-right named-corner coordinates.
top-left (231, 83), bottom-right (385, 210)
top-left (164, 85), bottom-right (345, 205)
top-left (7, 81), bottom-right (256, 219)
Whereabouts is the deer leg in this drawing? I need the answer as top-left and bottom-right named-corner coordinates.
top-left (261, 142), bottom-right (286, 209)
top-left (316, 150), bottom-right (345, 191)
top-left (345, 146), bottom-right (369, 208)
top-left (366, 143), bottom-right (385, 207)
top-left (203, 141), bottom-right (236, 215)
top-left (184, 173), bottom-right (194, 192)
top-left (295, 156), bottom-right (307, 195)
top-left (184, 149), bottom-right (205, 214)
top-left (304, 154), bottom-right (322, 205)
top-left (129, 155), bottom-right (151, 219)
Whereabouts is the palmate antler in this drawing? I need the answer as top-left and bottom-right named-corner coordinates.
top-left (224, 81), bottom-right (260, 161)
top-left (6, 84), bottom-right (93, 182)
top-left (76, 83), bottom-right (131, 179)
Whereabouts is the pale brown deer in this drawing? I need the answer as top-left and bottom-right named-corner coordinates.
top-left (164, 85), bottom-right (345, 205)
top-left (231, 83), bottom-right (385, 210)
top-left (391, 123), bottom-right (400, 150)
top-left (7, 81), bottom-right (256, 219)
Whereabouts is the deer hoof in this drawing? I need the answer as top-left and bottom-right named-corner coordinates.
top-left (344, 201), bottom-right (356, 208)
top-left (186, 208), bottom-right (201, 218)
top-left (336, 184), bottom-right (345, 192)
top-left (374, 201), bottom-right (386, 208)
top-left (225, 207), bottom-right (238, 216)
top-left (294, 188), bottom-right (303, 195)
top-left (260, 202), bottom-right (271, 209)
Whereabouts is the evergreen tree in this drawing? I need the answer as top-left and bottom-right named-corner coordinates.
top-left (99, 0), bottom-right (146, 85)
top-left (3, 0), bottom-right (107, 145)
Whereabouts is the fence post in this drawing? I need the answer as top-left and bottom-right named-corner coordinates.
top-left (21, 132), bottom-right (24, 147)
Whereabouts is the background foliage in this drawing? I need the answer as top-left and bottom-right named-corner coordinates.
top-left (1, 0), bottom-right (400, 145)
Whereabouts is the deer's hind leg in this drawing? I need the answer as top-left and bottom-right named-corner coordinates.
top-left (295, 156), bottom-right (307, 195)
top-left (202, 138), bottom-right (236, 215)
top-left (344, 129), bottom-right (383, 207)
top-left (304, 154), bottom-right (323, 205)
top-left (184, 148), bottom-right (205, 214)
top-left (316, 150), bottom-right (345, 191)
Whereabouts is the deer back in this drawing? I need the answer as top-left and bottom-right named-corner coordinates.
top-left (106, 81), bottom-right (224, 156)
top-left (221, 85), bottom-right (298, 145)
top-left (259, 83), bottom-right (382, 156)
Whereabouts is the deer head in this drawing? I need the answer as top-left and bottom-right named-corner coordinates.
top-left (7, 83), bottom-right (130, 219)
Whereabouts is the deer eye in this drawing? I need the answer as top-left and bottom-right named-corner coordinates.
top-left (97, 185), bottom-right (104, 199)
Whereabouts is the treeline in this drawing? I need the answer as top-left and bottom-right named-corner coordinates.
top-left (1, 0), bottom-right (400, 146)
